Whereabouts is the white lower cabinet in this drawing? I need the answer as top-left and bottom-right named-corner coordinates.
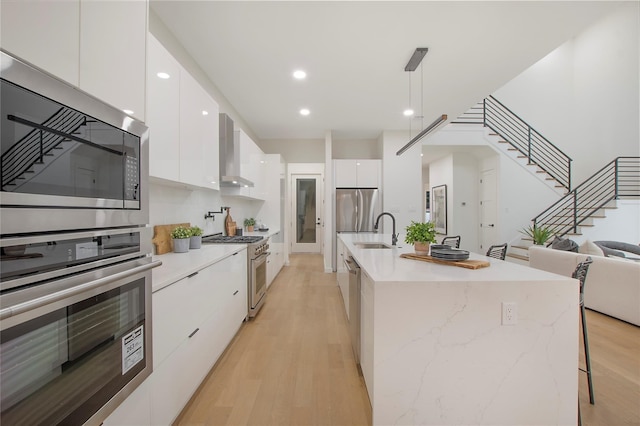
top-left (360, 269), bottom-right (374, 404)
top-left (266, 232), bottom-right (284, 287)
top-left (336, 239), bottom-right (349, 317)
top-left (104, 250), bottom-right (247, 425)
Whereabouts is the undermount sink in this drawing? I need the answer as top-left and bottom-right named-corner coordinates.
top-left (354, 242), bottom-right (392, 249)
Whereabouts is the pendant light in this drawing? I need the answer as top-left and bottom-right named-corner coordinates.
top-left (396, 47), bottom-right (447, 156)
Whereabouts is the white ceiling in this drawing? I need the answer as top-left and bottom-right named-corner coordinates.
top-left (151, 1), bottom-right (622, 141)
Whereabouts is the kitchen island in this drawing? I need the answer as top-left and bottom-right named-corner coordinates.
top-left (338, 233), bottom-right (579, 426)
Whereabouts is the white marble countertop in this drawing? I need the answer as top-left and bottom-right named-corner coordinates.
top-left (151, 244), bottom-right (246, 293)
top-left (339, 233), bottom-right (571, 284)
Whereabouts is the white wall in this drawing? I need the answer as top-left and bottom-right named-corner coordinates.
top-left (493, 3), bottom-right (639, 184)
top-left (381, 131), bottom-right (423, 236)
top-left (149, 181), bottom-right (260, 252)
top-left (259, 139), bottom-right (325, 163)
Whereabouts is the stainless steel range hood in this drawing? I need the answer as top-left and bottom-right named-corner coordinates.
top-left (219, 113), bottom-right (254, 187)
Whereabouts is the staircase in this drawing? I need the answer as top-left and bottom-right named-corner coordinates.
top-left (453, 96), bottom-right (572, 194)
top-left (1, 107), bottom-right (88, 191)
top-left (509, 157), bottom-right (640, 263)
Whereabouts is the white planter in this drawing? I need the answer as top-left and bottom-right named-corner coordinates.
top-left (189, 235), bottom-right (202, 249)
top-left (173, 238), bottom-right (190, 253)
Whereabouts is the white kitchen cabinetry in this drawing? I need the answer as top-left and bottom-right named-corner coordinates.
top-left (1, 0), bottom-right (80, 85)
top-left (360, 268), bottom-right (374, 404)
top-left (79, 0), bottom-right (147, 121)
top-left (267, 231), bottom-right (284, 287)
top-left (102, 380), bottom-right (151, 426)
top-left (147, 34), bottom-right (220, 190)
top-left (147, 34), bottom-right (180, 182)
top-left (336, 239), bottom-right (349, 318)
top-left (1, 0), bottom-right (147, 121)
top-left (179, 70), bottom-right (220, 190)
top-left (334, 159), bottom-right (381, 188)
top-left (150, 250), bottom-right (247, 425)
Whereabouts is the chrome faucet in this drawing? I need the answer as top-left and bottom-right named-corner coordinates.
top-left (374, 212), bottom-right (398, 246)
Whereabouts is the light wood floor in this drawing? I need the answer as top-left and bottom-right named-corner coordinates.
top-left (177, 254), bottom-right (640, 426)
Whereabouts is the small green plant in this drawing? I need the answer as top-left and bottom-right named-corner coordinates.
top-left (404, 221), bottom-right (437, 245)
top-left (170, 226), bottom-right (191, 239)
top-left (189, 226), bottom-right (203, 237)
top-left (520, 224), bottom-right (554, 245)
top-left (244, 218), bottom-right (256, 227)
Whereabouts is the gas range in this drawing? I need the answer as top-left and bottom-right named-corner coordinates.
top-left (201, 235), bottom-right (263, 244)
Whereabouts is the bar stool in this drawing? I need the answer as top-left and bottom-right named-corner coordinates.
top-left (441, 235), bottom-right (461, 248)
top-left (574, 257), bottom-right (594, 426)
top-left (486, 243), bottom-right (508, 260)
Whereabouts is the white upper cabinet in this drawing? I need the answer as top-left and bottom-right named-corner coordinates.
top-left (334, 159), bottom-right (381, 188)
top-left (146, 34), bottom-right (220, 190)
top-left (1, 0), bottom-right (147, 121)
top-left (147, 35), bottom-right (180, 182)
top-left (1, 0), bottom-right (80, 84)
top-left (79, 0), bottom-right (147, 121)
top-left (179, 71), bottom-right (220, 190)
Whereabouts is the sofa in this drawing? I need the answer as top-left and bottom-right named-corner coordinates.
top-left (529, 245), bottom-right (640, 326)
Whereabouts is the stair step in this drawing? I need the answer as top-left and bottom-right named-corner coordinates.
top-left (507, 147), bottom-right (517, 151)
top-left (511, 245), bottom-right (530, 250)
top-left (24, 170), bottom-right (34, 174)
top-left (507, 253), bottom-right (529, 261)
top-left (44, 153), bottom-right (54, 157)
top-left (498, 140), bottom-right (508, 144)
top-left (517, 155), bottom-right (527, 159)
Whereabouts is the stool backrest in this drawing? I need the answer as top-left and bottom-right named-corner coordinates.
top-left (441, 236), bottom-right (461, 249)
top-left (486, 243), bottom-right (508, 260)
top-left (572, 257), bottom-right (593, 300)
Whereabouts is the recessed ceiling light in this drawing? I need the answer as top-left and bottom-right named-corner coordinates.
top-left (202, 110), bottom-right (209, 116)
top-left (403, 109), bottom-right (414, 117)
top-left (300, 108), bottom-right (310, 116)
top-left (157, 72), bottom-right (170, 79)
top-left (232, 180), bottom-right (238, 184)
top-left (293, 70), bottom-right (307, 80)
top-left (123, 109), bottom-right (134, 115)
top-left (244, 184), bottom-right (249, 188)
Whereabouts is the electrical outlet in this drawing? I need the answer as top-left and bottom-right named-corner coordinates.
top-left (502, 302), bottom-right (518, 325)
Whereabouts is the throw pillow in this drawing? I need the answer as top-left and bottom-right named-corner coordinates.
top-left (579, 239), bottom-right (604, 257)
top-left (551, 236), bottom-right (579, 252)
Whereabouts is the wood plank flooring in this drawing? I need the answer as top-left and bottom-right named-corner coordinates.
top-left (176, 254), bottom-right (640, 426)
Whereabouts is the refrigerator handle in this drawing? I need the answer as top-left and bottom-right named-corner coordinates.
top-left (356, 189), bottom-right (362, 232)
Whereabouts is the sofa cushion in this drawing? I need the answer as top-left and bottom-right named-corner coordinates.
top-left (579, 239), bottom-right (604, 257)
top-left (595, 241), bottom-right (640, 258)
top-left (551, 236), bottom-right (579, 252)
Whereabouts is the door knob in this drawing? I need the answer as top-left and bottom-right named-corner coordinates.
top-left (488, 224), bottom-right (495, 227)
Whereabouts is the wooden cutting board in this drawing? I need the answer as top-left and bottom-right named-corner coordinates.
top-left (400, 253), bottom-right (490, 270)
top-left (152, 223), bottom-right (190, 255)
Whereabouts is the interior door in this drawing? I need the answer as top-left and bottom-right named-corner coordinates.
top-left (290, 174), bottom-right (323, 253)
top-left (479, 168), bottom-right (498, 252)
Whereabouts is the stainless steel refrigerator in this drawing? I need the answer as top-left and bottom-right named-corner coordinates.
top-left (336, 188), bottom-right (381, 233)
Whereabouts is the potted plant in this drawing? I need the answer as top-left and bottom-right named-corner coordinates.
top-left (189, 226), bottom-right (203, 249)
top-left (404, 221), bottom-right (437, 255)
top-left (520, 224), bottom-right (554, 245)
top-left (244, 217), bottom-right (256, 232)
top-left (171, 226), bottom-right (191, 253)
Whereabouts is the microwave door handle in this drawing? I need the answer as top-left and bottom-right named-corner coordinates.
top-left (0, 260), bottom-right (162, 321)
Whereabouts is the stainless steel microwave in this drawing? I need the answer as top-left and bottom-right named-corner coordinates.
top-left (0, 51), bottom-right (149, 235)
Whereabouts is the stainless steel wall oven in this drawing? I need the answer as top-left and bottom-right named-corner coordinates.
top-left (0, 51), bottom-right (158, 425)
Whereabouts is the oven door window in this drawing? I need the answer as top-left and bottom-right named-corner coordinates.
top-left (0, 278), bottom-right (146, 425)
top-left (0, 78), bottom-right (140, 207)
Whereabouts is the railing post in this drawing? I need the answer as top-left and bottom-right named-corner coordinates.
top-left (614, 157), bottom-right (619, 199)
top-left (527, 127), bottom-right (532, 164)
top-left (39, 130), bottom-right (44, 163)
top-left (568, 159), bottom-right (572, 192)
top-left (483, 98), bottom-right (486, 127)
top-left (573, 191), bottom-right (578, 234)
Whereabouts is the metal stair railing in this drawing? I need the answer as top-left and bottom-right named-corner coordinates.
top-left (1, 107), bottom-right (87, 188)
top-left (532, 157), bottom-right (640, 238)
top-left (483, 96), bottom-right (572, 191)
top-left (452, 97), bottom-right (573, 191)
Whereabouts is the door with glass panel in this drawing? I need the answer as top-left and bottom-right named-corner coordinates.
top-left (290, 174), bottom-right (323, 253)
